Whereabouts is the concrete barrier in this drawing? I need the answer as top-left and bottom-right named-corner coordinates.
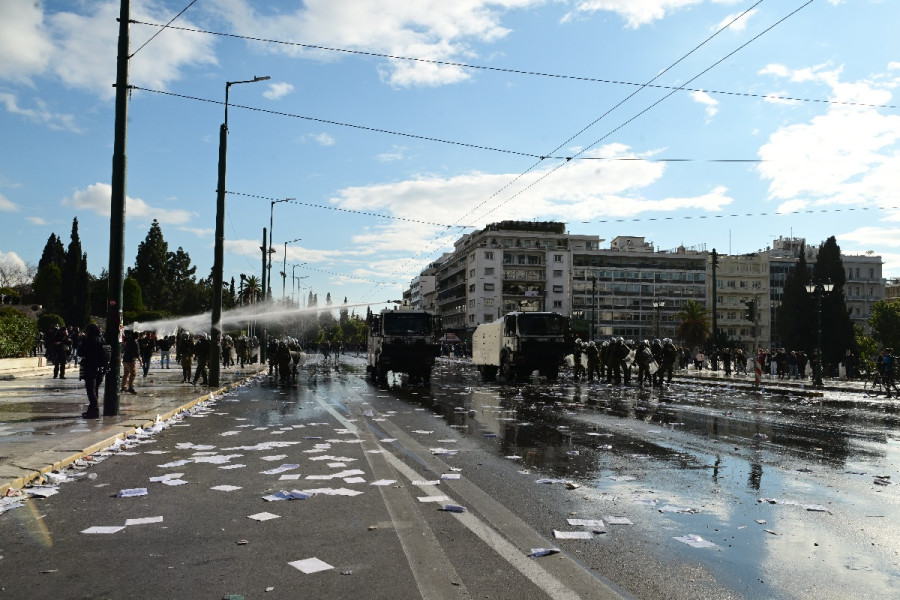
top-left (0, 356), bottom-right (51, 380)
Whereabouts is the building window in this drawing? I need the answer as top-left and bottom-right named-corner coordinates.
top-left (554, 254), bottom-right (563, 262)
top-left (553, 300), bottom-right (563, 309)
top-left (870, 268), bottom-right (875, 279)
top-left (484, 298), bottom-right (494, 306)
top-left (553, 269), bottom-right (563, 277)
top-left (553, 285), bottom-right (564, 293)
top-left (727, 280), bottom-right (736, 288)
top-left (485, 267), bottom-right (494, 276)
top-left (468, 284), bottom-right (475, 292)
top-left (485, 251), bottom-right (494, 260)
top-left (484, 314), bottom-right (494, 322)
top-left (469, 268), bottom-right (475, 278)
top-left (468, 314), bottom-right (475, 323)
top-left (484, 283), bottom-right (495, 291)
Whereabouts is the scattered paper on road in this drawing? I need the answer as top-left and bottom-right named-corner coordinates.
top-left (370, 479), bottom-right (396, 486)
top-left (605, 516), bottom-right (633, 525)
top-left (118, 488), bottom-right (148, 498)
top-left (553, 530), bottom-right (593, 539)
top-left (82, 526), bottom-right (125, 534)
top-left (211, 485), bottom-right (242, 492)
top-left (417, 495), bottom-right (451, 503)
top-left (248, 512), bottom-right (281, 521)
top-left (289, 557), bottom-right (333, 574)
top-left (125, 516), bottom-right (163, 526)
top-left (567, 519), bottom-right (604, 528)
top-left (149, 473), bottom-right (184, 482)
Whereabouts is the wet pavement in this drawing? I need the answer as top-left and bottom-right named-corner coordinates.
top-left (0, 360), bottom-right (264, 491)
top-left (1, 354), bottom-right (898, 598)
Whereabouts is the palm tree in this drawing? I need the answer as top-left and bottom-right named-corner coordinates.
top-left (676, 300), bottom-right (710, 350)
top-left (240, 275), bottom-right (261, 304)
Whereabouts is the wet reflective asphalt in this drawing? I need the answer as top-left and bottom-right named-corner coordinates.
top-left (358, 355), bottom-right (900, 599)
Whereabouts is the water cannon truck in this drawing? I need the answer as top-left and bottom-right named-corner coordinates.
top-left (472, 311), bottom-right (571, 382)
top-left (367, 306), bottom-right (442, 384)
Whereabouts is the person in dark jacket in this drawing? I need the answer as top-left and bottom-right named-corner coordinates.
top-left (192, 333), bottom-right (210, 386)
top-left (48, 324), bottom-right (71, 379)
top-left (121, 331), bottom-right (141, 394)
top-left (78, 324), bottom-right (109, 418)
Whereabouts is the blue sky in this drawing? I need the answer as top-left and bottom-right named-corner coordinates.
top-left (2, 0), bottom-right (899, 309)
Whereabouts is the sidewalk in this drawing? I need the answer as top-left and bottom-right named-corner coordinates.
top-left (672, 365), bottom-right (870, 395)
top-left (0, 359), bottom-right (264, 493)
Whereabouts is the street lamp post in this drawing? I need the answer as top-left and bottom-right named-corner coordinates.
top-left (268, 198), bottom-right (294, 299)
top-left (282, 238), bottom-right (301, 301)
top-left (804, 281), bottom-right (834, 387)
top-left (210, 74), bottom-right (270, 388)
top-left (652, 298), bottom-right (665, 339)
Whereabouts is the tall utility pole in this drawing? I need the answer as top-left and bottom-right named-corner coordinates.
top-left (259, 228), bottom-right (268, 365)
top-left (104, 0), bottom-right (130, 416)
top-left (591, 275), bottom-right (596, 340)
top-left (210, 75), bottom-right (270, 387)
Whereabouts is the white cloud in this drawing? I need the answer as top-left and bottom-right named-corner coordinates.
top-left (757, 66), bottom-right (900, 210)
top-left (690, 90), bottom-right (718, 119)
top-left (0, 0), bottom-right (54, 82)
top-left (839, 227), bottom-right (900, 249)
top-left (178, 226), bottom-right (214, 237)
top-left (26, 216), bottom-right (47, 225)
top-left (0, 91), bottom-right (81, 132)
top-left (308, 132), bottom-right (336, 146)
top-left (325, 144), bottom-right (733, 258)
top-left (211, 0), bottom-right (542, 87)
top-left (0, 192), bottom-right (19, 212)
top-left (713, 9), bottom-right (756, 32)
top-left (566, 0), bottom-right (703, 28)
top-left (263, 82), bottom-right (295, 100)
top-left (11, 1), bottom-right (217, 100)
top-left (377, 145), bottom-right (408, 162)
top-left (61, 182), bottom-right (195, 225)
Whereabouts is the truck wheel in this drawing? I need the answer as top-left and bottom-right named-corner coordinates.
top-left (500, 357), bottom-right (516, 383)
top-left (375, 360), bottom-right (388, 384)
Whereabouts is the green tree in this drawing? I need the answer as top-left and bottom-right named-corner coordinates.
top-left (777, 247), bottom-right (813, 352)
top-left (60, 218), bottom-right (90, 327)
top-left (33, 263), bottom-right (62, 313)
top-left (0, 307), bottom-right (37, 358)
top-left (240, 275), bottom-right (261, 304)
top-left (131, 220), bottom-right (169, 310)
top-left (676, 300), bottom-right (710, 349)
top-left (868, 299), bottom-right (900, 350)
top-left (124, 276), bottom-right (144, 313)
top-left (812, 236), bottom-right (855, 368)
top-left (38, 233), bottom-right (65, 272)
top-left (855, 325), bottom-right (880, 375)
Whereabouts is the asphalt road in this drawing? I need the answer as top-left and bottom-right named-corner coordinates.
top-left (2, 355), bottom-right (898, 599)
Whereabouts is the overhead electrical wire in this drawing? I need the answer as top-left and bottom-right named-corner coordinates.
top-left (227, 191), bottom-right (475, 228)
top-left (128, 1), bottom-right (855, 298)
top-left (130, 0), bottom-right (200, 58)
top-left (357, 0), bottom-right (773, 300)
top-left (130, 18), bottom-right (899, 112)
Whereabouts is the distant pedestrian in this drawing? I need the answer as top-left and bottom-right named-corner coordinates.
top-left (192, 333), bottom-right (210, 386)
top-left (121, 331), bottom-right (140, 394)
top-left (48, 324), bottom-right (71, 379)
top-left (139, 332), bottom-right (154, 377)
top-left (78, 324), bottom-right (109, 419)
top-left (158, 335), bottom-right (172, 369)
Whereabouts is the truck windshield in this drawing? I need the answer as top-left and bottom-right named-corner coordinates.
top-left (517, 314), bottom-right (567, 336)
top-left (383, 313), bottom-right (433, 335)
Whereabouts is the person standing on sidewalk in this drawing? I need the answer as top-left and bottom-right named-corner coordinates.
top-left (48, 324), bottom-right (71, 379)
top-left (139, 331), bottom-right (155, 377)
top-left (121, 331), bottom-right (141, 394)
top-left (157, 335), bottom-right (172, 369)
top-left (78, 324), bottom-right (109, 419)
top-left (192, 333), bottom-right (210, 386)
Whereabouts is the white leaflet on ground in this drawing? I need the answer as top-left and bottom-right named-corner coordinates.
top-left (288, 557), bottom-right (333, 574)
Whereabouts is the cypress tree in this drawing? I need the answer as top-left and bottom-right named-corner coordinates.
top-left (61, 218), bottom-right (85, 326)
top-left (777, 247), bottom-right (812, 352)
top-left (38, 234), bottom-right (65, 272)
top-left (812, 236), bottom-right (854, 368)
top-left (132, 220), bottom-right (169, 310)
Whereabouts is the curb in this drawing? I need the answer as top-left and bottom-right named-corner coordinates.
top-left (0, 371), bottom-right (265, 495)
